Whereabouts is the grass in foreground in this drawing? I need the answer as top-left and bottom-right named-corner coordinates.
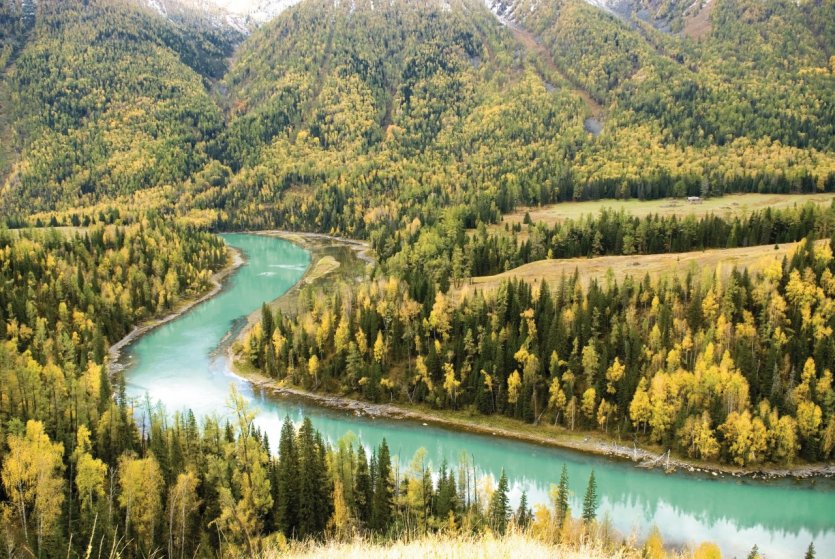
top-left (260, 527), bottom-right (732, 559)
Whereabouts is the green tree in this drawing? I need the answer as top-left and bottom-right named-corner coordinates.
top-left (582, 470), bottom-right (599, 523)
top-left (555, 464), bottom-right (569, 524)
top-left (516, 490), bottom-right (531, 528)
top-left (297, 418), bottom-right (332, 537)
top-left (354, 445), bottom-right (373, 526)
top-left (488, 469), bottom-right (510, 535)
top-left (370, 439), bottom-right (393, 533)
top-left (276, 417), bottom-right (300, 536)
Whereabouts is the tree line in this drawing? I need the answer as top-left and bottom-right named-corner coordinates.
top-left (247, 235), bottom-right (835, 467)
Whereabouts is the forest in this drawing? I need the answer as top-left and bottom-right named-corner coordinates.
top-left (0, 223), bottom-right (699, 558)
top-left (0, 0), bottom-right (833, 556)
top-left (247, 234), bottom-right (835, 466)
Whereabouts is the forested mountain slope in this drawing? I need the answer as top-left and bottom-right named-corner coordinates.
top-left (0, 0), bottom-right (239, 219)
top-left (0, 0), bottom-right (833, 233)
top-left (192, 0), bottom-right (592, 234)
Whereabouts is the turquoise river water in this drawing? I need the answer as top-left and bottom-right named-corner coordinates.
top-left (122, 233), bottom-right (835, 559)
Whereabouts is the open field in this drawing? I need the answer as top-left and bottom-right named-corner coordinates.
top-left (498, 193), bottom-right (835, 229)
top-left (3, 225), bottom-right (87, 238)
top-left (456, 241), bottom-right (811, 298)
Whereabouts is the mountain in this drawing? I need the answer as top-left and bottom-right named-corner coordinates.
top-left (0, 0), bottom-right (833, 228)
top-left (0, 0), bottom-right (243, 219)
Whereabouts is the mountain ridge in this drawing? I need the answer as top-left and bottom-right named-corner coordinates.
top-left (0, 0), bottom-right (833, 226)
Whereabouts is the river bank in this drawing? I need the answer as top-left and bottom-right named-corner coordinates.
top-left (227, 232), bottom-right (835, 482)
top-left (236, 230), bottom-right (373, 325)
top-left (233, 364), bottom-right (835, 481)
top-left (107, 244), bottom-right (244, 373)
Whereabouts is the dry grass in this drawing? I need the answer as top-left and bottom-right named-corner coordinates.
top-left (266, 532), bottom-right (652, 559)
top-left (303, 255), bottom-right (340, 284)
top-left (497, 193), bottom-right (835, 230)
top-left (456, 241), bottom-right (804, 299)
top-left (3, 225), bottom-right (87, 238)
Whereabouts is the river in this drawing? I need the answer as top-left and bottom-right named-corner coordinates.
top-left (122, 233), bottom-right (835, 559)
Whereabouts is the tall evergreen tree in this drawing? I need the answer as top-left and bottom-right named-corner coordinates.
top-left (582, 470), bottom-right (599, 523)
top-left (354, 445), bottom-right (373, 525)
top-left (434, 460), bottom-right (458, 520)
top-left (370, 439), bottom-right (393, 533)
top-left (276, 417), bottom-right (299, 536)
top-left (556, 464), bottom-right (569, 524)
top-left (516, 490), bottom-right (531, 528)
top-left (805, 542), bottom-right (815, 559)
top-left (488, 469), bottom-right (510, 535)
top-left (297, 418), bottom-right (332, 537)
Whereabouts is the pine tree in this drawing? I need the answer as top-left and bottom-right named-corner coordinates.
top-left (516, 490), bottom-right (531, 528)
top-left (297, 418), bottom-right (332, 537)
top-left (556, 464), bottom-right (569, 524)
top-left (370, 439), bottom-right (393, 533)
top-left (582, 470), bottom-right (599, 523)
top-left (354, 445), bottom-right (372, 525)
top-left (805, 542), bottom-right (815, 559)
top-left (488, 469), bottom-right (510, 535)
top-left (276, 417), bottom-right (299, 536)
top-left (746, 544), bottom-right (761, 559)
top-left (434, 460), bottom-right (458, 520)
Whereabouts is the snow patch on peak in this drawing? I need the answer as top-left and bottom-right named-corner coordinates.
top-left (212, 0), bottom-right (303, 22)
top-left (146, 0), bottom-right (167, 16)
top-left (137, 0), bottom-right (303, 25)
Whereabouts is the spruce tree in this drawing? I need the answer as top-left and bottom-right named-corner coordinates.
top-left (297, 418), bottom-right (332, 537)
top-left (488, 469), bottom-right (510, 535)
top-left (556, 464), bottom-right (569, 524)
top-left (434, 460), bottom-right (458, 519)
top-left (370, 439), bottom-right (394, 533)
top-left (582, 470), bottom-right (599, 523)
top-left (746, 545), bottom-right (760, 559)
top-left (276, 417), bottom-right (299, 536)
top-left (805, 542), bottom-right (815, 559)
top-left (261, 302), bottom-right (275, 339)
top-left (516, 490), bottom-right (531, 528)
top-left (354, 445), bottom-right (373, 525)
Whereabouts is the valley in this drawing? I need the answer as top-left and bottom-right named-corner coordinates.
top-left (0, 0), bottom-right (833, 557)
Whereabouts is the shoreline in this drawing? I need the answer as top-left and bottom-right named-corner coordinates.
top-left (226, 232), bottom-right (835, 482)
top-left (254, 229), bottom-right (375, 265)
top-left (113, 229), bottom-right (834, 482)
top-left (235, 365), bottom-right (835, 482)
top-left (107, 244), bottom-right (245, 373)
top-left (233, 230), bottom-right (373, 328)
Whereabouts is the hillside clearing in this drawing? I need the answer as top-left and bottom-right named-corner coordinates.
top-left (499, 193), bottom-right (835, 229)
top-left (456, 241), bottom-right (809, 298)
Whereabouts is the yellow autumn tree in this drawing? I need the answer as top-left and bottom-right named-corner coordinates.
top-left (1, 420), bottom-right (65, 553)
top-left (443, 363), bottom-right (461, 407)
top-left (73, 426), bottom-right (106, 527)
top-left (581, 388), bottom-right (597, 423)
top-left (629, 378), bottom-right (652, 435)
top-left (373, 331), bottom-right (385, 364)
top-left (167, 470), bottom-right (200, 559)
top-left (118, 454), bottom-right (164, 551)
top-left (507, 370), bottom-right (522, 406)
